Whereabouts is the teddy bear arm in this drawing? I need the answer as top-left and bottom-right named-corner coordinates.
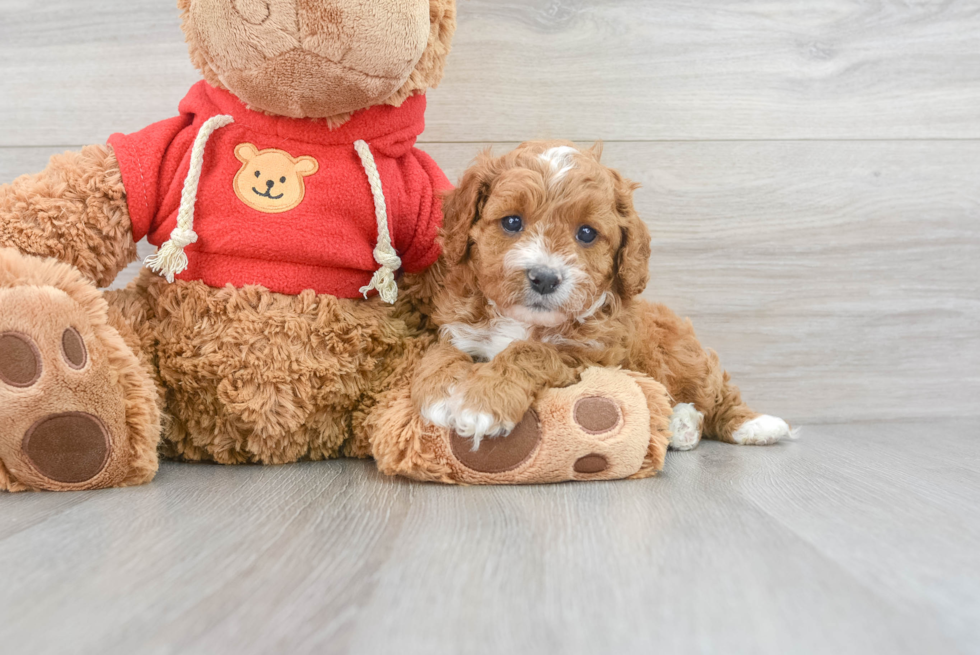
top-left (0, 144), bottom-right (137, 287)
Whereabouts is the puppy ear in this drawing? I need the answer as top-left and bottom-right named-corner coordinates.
top-left (611, 170), bottom-right (651, 298)
top-left (588, 141), bottom-right (604, 162)
top-left (439, 150), bottom-right (499, 264)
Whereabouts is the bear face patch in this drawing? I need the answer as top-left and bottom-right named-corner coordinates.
top-left (233, 144), bottom-right (319, 213)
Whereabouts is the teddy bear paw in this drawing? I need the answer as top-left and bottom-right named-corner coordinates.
top-left (444, 368), bottom-right (658, 484)
top-left (0, 276), bottom-right (158, 492)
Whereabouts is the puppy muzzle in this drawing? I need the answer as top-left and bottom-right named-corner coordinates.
top-left (526, 266), bottom-right (563, 296)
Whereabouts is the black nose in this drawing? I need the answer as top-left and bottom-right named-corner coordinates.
top-left (527, 267), bottom-right (562, 295)
top-left (266, 179), bottom-right (275, 189)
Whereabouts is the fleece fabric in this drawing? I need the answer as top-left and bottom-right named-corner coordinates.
top-left (108, 82), bottom-right (450, 296)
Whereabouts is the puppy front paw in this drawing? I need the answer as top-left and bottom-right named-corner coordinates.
top-left (420, 386), bottom-right (517, 449)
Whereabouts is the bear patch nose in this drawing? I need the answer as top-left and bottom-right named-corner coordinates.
top-left (527, 267), bottom-right (562, 295)
top-left (265, 179), bottom-right (275, 188)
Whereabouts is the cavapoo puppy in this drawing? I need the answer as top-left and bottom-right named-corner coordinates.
top-left (412, 141), bottom-right (793, 451)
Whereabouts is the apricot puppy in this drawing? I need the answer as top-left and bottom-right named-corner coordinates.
top-left (413, 141), bottom-right (794, 450)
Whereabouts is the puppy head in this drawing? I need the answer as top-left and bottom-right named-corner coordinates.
top-left (439, 141), bottom-right (650, 327)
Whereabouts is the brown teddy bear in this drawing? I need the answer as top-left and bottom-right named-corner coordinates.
top-left (0, 0), bottom-right (667, 492)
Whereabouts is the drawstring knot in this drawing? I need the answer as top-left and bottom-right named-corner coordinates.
top-left (144, 114), bottom-right (234, 283)
top-left (354, 139), bottom-right (401, 304)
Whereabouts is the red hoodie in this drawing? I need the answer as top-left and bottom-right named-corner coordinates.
top-left (108, 81), bottom-right (450, 297)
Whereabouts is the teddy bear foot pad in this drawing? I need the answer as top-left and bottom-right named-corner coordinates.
top-left (0, 280), bottom-right (153, 492)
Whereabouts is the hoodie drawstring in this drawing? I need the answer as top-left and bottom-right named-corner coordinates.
top-left (144, 114), bottom-right (235, 283)
top-left (353, 139), bottom-right (401, 304)
top-left (146, 121), bottom-right (401, 305)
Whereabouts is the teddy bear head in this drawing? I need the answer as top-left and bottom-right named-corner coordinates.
top-left (178, 0), bottom-right (456, 122)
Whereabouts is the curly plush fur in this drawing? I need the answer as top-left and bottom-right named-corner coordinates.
top-left (114, 268), bottom-right (432, 465)
top-left (0, 145), bottom-right (135, 287)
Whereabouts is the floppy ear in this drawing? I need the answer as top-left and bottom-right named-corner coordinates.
top-left (439, 150), bottom-right (499, 264)
top-left (294, 156), bottom-right (319, 177)
top-left (611, 170), bottom-right (651, 298)
top-left (235, 143), bottom-right (259, 163)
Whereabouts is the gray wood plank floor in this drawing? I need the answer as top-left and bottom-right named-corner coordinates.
top-left (1, 421), bottom-right (977, 655)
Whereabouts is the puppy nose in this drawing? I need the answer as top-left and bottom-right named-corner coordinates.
top-left (266, 179), bottom-right (275, 189)
top-left (527, 267), bottom-right (562, 295)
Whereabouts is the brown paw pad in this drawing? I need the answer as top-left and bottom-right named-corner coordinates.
top-left (61, 327), bottom-right (88, 369)
top-left (450, 411), bottom-right (541, 473)
top-left (573, 396), bottom-right (622, 435)
top-left (0, 332), bottom-right (42, 388)
top-left (574, 454), bottom-right (609, 474)
top-left (22, 412), bottom-right (111, 484)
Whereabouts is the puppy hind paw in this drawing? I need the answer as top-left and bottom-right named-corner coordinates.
top-left (731, 415), bottom-right (796, 446)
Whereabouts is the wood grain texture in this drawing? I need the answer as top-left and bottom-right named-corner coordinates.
top-left (2, 140), bottom-right (977, 423)
top-left (1, 1), bottom-right (980, 144)
top-left (0, 421), bottom-right (977, 655)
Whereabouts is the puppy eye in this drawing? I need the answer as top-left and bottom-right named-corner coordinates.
top-left (576, 225), bottom-right (599, 244)
top-left (501, 215), bottom-right (524, 234)
top-left (280, 176), bottom-right (287, 184)
top-left (254, 170), bottom-right (261, 178)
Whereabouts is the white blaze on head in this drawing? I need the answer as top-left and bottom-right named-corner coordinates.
top-left (504, 233), bottom-right (570, 275)
top-left (539, 146), bottom-right (578, 187)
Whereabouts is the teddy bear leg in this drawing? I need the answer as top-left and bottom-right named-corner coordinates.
top-left (0, 248), bottom-right (161, 492)
top-left (369, 367), bottom-right (672, 485)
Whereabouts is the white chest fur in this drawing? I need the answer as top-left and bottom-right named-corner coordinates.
top-left (441, 318), bottom-right (531, 361)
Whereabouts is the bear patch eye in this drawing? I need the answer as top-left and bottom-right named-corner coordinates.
top-left (254, 170), bottom-right (261, 178)
top-left (280, 176), bottom-right (287, 184)
top-left (576, 225), bottom-right (598, 245)
top-left (501, 215), bottom-right (524, 234)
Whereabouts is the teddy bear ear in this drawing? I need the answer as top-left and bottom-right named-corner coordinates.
top-left (294, 157), bottom-right (319, 177)
top-left (235, 143), bottom-right (259, 163)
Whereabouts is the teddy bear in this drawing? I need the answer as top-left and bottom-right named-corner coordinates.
top-left (0, 0), bottom-right (669, 492)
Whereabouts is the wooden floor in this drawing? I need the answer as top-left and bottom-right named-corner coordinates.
top-left (1, 420), bottom-right (977, 655)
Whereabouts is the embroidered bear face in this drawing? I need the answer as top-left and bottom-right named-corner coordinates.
top-left (233, 143), bottom-right (319, 213)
